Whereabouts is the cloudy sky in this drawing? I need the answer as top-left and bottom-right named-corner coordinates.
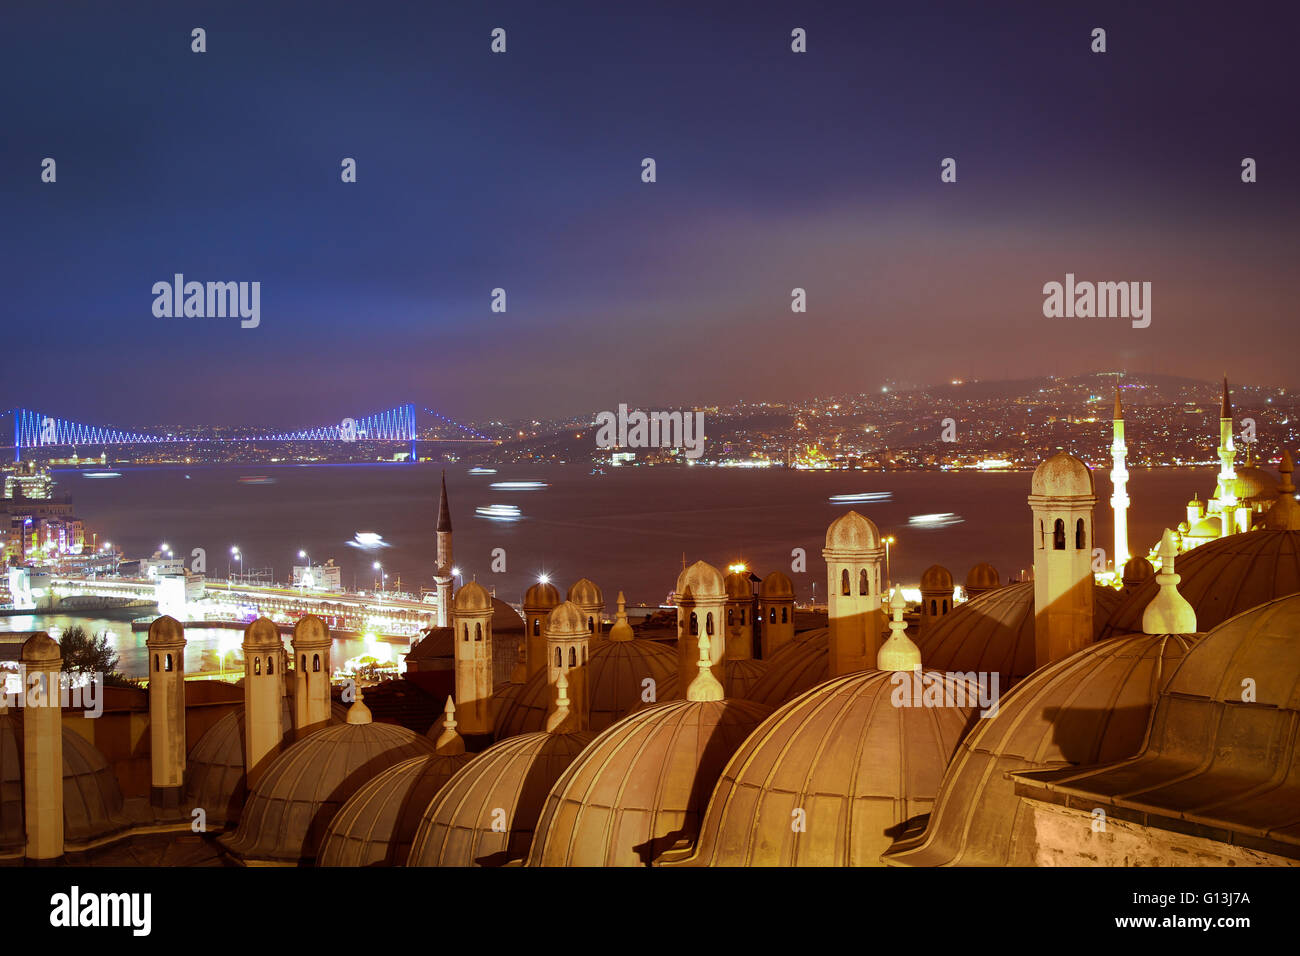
top-left (4, 0), bottom-right (1297, 427)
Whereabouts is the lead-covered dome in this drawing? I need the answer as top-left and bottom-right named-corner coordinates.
top-left (220, 716), bottom-right (435, 864)
top-left (758, 570), bottom-right (794, 599)
top-left (725, 571), bottom-right (753, 601)
top-left (523, 581), bottom-right (561, 608)
top-left (452, 581), bottom-right (493, 613)
top-left (0, 715), bottom-right (126, 852)
top-left (528, 697), bottom-right (772, 866)
top-left (739, 628), bottom-right (829, 708)
top-left (884, 631), bottom-right (1195, 867)
top-left (918, 581), bottom-right (1121, 686)
top-left (667, 670), bottom-right (977, 867)
top-left (920, 564), bottom-right (954, 590)
top-left (1030, 451), bottom-right (1094, 497)
top-left (676, 560), bottom-right (725, 601)
top-left (825, 510), bottom-right (880, 551)
top-left (567, 578), bottom-right (603, 608)
top-left (408, 729), bottom-right (594, 866)
top-left (1098, 529), bottom-right (1300, 640)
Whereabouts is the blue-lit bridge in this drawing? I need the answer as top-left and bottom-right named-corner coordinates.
top-left (4, 404), bottom-right (493, 459)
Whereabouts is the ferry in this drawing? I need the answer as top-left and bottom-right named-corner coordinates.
top-left (238, 475), bottom-right (275, 485)
top-left (488, 480), bottom-right (549, 490)
top-left (82, 471), bottom-right (122, 479)
top-left (467, 467), bottom-right (497, 475)
top-left (828, 492), bottom-right (892, 504)
top-left (475, 504), bottom-right (522, 521)
top-left (908, 512), bottom-right (964, 528)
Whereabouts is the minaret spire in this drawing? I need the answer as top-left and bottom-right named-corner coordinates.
top-left (1109, 379), bottom-right (1130, 569)
top-left (434, 470), bottom-right (455, 627)
top-left (1214, 376), bottom-right (1238, 536)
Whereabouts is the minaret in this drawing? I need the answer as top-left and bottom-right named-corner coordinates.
top-left (1215, 377), bottom-right (1237, 536)
top-left (1141, 530), bottom-right (1197, 634)
top-left (242, 617), bottom-right (285, 787)
top-left (21, 633), bottom-right (63, 860)
top-left (291, 614), bottom-right (333, 736)
top-left (1110, 382), bottom-right (1130, 569)
top-left (146, 615), bottom-right (187, 809)
top-left (1029, 452), bottom-right (1096, 668)
top-left (433, 471), bottom-right (454, 628)
top-left (822, 511), bottom-right (885, 677)
top-left (546, 601), bottom-right (591, 731)
top-left (451, 581), bottom-right (494, 737)
top-left (877, 586), bottom-right (921, 671)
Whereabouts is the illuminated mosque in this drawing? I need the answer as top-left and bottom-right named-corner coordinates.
top-left (3, 383), bottom-right (1300, 868)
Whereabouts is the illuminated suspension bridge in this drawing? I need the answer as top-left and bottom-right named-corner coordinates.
top-left (4, 404), bottom-right (491, 458)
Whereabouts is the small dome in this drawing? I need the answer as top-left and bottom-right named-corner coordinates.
top-left (676, 560), bottom-right (725, 601)
top-left (546, 600), bottom-right (589, 637)
top-left (1099, 529), bottom-right (1300, 641)
top-left (1122, 555), bottom-right (1155, 587)
top-left (918, 581), bottom-right (1122, 686)
top-left (740, 629), bottom-right (829, 708)
top-left (758, 570), bottom-right (794, 599)
top-left (21, 632), bottom-right (60, 662)
top-left (885, 631), bottom-right (1195, 867)
top-left (244, 617), bottom-right (282, 648)
top-left (724, 572), bottom-right (752, 601)
top-left (221, 720), bottom-right (435, 864)
top-left (494, 637), bottom-right (679, 738)
top-left (452, 581), bottom-right (492, 613)
top-left (1030, 451), bottom-right (1094, 497)
top-left (318, 752), bottom-right (474, 867)
top-left (1230, 465), bottom-right (1280, 503)
top-left (408, 729), bottom-right (594, 866)
top-left (965, 562), bottom-right (1000, 591)
top-left (1188, 516), bottom-right (1221, 538)
top-left (529, 697), bottom-right (772, 866)
top-left (671, 670), bottom-right (977, 867)
top-left (824, 510), bottom-right (880, 552)
top-left (920, 564), bottom-right (954, 591)
top-left (523, 581), bottom-right (561, 609)
top-left (566, 578), bottom-right (603, 608)
top-left (724, 658), bottom-right (767, 699)
top-left (0, 715), bottom-right (126, 852)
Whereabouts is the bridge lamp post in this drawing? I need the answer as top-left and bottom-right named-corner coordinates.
top-left (298, 549), bottom-right (312, 592)
top-left (373, 562), bottom-right (387, 603)
top-left (883, 535), bottom-right (897, 590)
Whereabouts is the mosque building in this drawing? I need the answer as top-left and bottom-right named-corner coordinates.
top-left (3, 388), bottom-right (1299, 868)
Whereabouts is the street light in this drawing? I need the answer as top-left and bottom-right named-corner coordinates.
top-left (298, 549), bottom-right (312, 590)
top-left (373, 561), bottom-right (387, 600)
top-left (231, 546), bottom-right (243, 585)
top-left (883, 535), bottom-right (897, 590)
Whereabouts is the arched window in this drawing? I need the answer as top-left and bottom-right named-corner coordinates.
top-left (769, 607), bottom-right (776, 624)
top-left (1053, 519), bottom-right (1066, 550)
top-left (312, 653), bottom-right (320, 673)
top-left (475, 622), bottom-right (482, 641)
top-left (587, 616), bottom-right (595, 633)
top-left (267, 656), bottom-right (274, 675)
top-left (739, 609), bottom-right (745, 625)
top-left (301, 654), bottom-right (307, 671)
top-left (532, 618), bottom-right (540, 636)
top-left (841, 569), bottom-right (851, 595)
top-left (727, 608), bottom-right (735, 626)
top-left (706, 612), bottom-right (714, 635)
top-left (254, 657), bottom-right (261, 675)
top-left (154, 654), bottom-right (160, 671)
top-left (463, 625), bottom-right (469, 641)
top-left (555, 647), bottom-right (562, 667)
top-left (689, 612), bottom-right (698, 635)
top-left (930, 599), bottom-right (937, 615)
top-left (1075, 518), bottom-right (1086, 550)
top-left (569, 646), bottom-right (577, 667)
top-left (859, 569), bottom-right (869, 595)
top-left (942, 599), bottom-right (948, 613)
top-left (781, 607), bottom-right (788, 624)
top-left (164, 653), bottom-right (172, 672)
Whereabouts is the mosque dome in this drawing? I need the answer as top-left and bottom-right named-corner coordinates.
top-left (408, 729), bottom-right (595, 866)
top-left (1189, 516), bottom-right (1221, 538)
top-left (0, 715), bottom-right (126, 852)
top-left (920, 564), bottom-right (954, 590)
top-left (528, 696), bottom-right (772, 866)
top-left (318, 751), bottom-right (474, 867)
top-left (965, 562), bottom-right (1000, 592)
top-left (453, 581), bottom-right (493, 613)
top-left (493, 637), bottom-right (679, 737)
top-left (1230, 465), bottom-right (1279, 504)
top-left (1030, 451), bottom-right (1094, 497)
top-left (723, 658), bottom-right (767, 699)
top-left (884, 631), bottom-right (1195, 867)
top-left (824, 510), bottom-right (880, 551)
top-left (567, 578), bottom-right (603, 608)
top-left (725, 571), bottom-right (753, 601)
top-left (1122, 555), bottom-right (1155, 589)
top-left (917, 581), bottom-right (1122, 686)
top-left (739, 628), bottom-right (829, 708)
top-left (1098, 529), bottom-right (1300, 640)
top-left (758, 570), bottom-right (794, 599)
top-left (547, 600), bottom-right (589, 636)
top-left (670, 669), bottom-right (977, 866)
top-left (220, 710), bottom-right (435, 864)
top-left (676, 560), bottom-right (725, 600)
top-left (523, 581), bottom-right (560, 608)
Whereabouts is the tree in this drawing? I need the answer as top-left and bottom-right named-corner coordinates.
top-left (57, 625), bottom-right (120, 677)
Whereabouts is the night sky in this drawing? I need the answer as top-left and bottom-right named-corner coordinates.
top-left (3, 1), bottom-right (1298, 428)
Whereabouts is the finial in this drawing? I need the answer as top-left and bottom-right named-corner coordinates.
top-left (1141, 529), bottom-right (1197, 635)
top-left (434, 696), bottom-right (465, 754)
top-left (609, 590), bottom-right (635, 642)
top-left (877, 585), bottom-right (922, 672)
top-left (685, 631), bottom-right (724, 702)
top-left (546, 669), bottom-right (574, 733)
top-left (346, 676), bottom-right (372, 725)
